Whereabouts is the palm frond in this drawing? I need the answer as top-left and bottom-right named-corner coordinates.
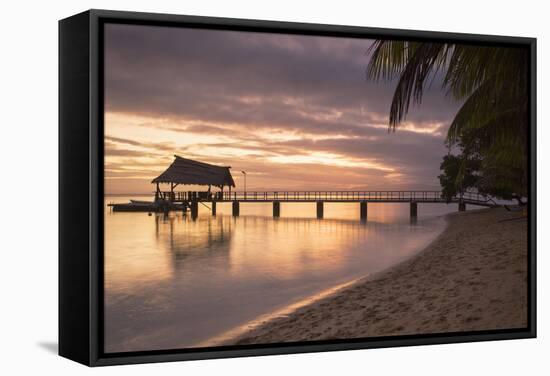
top-left (367, 41), bottom-right (449, 128)
top-left (366, 39), bottom-right (529, 199)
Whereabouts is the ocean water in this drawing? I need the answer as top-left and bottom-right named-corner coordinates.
top-left (104, 195), bottom-right (470, 352)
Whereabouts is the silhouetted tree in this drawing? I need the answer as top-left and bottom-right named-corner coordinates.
top-left (367, 41), bottom-right (528, 199)
top-left (439, 154), bottom-right (480, 202)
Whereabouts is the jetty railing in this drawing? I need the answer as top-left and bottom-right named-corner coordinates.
top-left (221, 190), bottom-right (448, 202)
top-left (222, 190), bottom-right (491, 203)
top-left (161, 190), bottom-right (490, 204)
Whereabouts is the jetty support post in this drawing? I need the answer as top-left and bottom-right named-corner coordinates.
top-left (410, 201), bottom-right (418, 219)
top-left (212, 200), bottom-right (217, 216)
top-left (316, 201), bottom-right (324, 219)
top-left (273, 201), bottom-right (280, 217)
top-left (190, 200), bottom-right (198, 220)
top-left (232, 201), bottom-right (240, 217)
top-left (459, 201), bottom-right (466, 212)
top-left (360, 201), bottom-right (368, 221)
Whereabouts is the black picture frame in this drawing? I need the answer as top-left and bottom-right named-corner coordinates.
top-left (59, 9), bottom-right (537, 367)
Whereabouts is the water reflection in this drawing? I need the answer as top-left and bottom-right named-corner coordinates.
top-left (104, 196), bottom-right (452, 353)
top-left (155, 214), bottom-right (233, 267)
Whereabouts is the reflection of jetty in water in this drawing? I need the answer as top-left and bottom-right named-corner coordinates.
top-left (152, 211), bottom-right (432, 278)
top-left (155, 213), bottom-right (233, 267)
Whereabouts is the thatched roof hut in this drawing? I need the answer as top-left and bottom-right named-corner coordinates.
top-left (152, 155), bottom-right (235, 192)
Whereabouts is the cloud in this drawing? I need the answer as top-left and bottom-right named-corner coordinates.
top-left (105, 136), bottom-right (179, 154)
top-left (104, 24), bottom-right (458, 128)
top-left (103, 23), bottom-right (461, 193)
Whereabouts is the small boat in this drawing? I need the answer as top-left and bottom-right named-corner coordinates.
top-left (130, 200), bottom-right (155, 205)
top-left (108, 200), bottom-right (188, 213)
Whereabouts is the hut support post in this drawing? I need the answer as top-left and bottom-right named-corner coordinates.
top-left (232, 201), bottom-right (240, 217)
top-left (190, 200), bottom-right (198, 220)
top-left (169, 183), bottom-right (179, 202)
top-left (212, 201), bottom-right (217, 216)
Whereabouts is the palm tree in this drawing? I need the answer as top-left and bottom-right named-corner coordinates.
top-left (366, 41), bottom-right (529, 198)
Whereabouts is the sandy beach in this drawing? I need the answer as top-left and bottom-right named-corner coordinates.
top-left (232, 207), bottom-right (528, 345)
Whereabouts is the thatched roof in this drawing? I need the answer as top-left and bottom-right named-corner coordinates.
top-left (152, 155), bottom-right (235, 187)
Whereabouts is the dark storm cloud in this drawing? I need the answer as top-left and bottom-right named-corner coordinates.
top-left (104, 24), bottom-right (457, 130)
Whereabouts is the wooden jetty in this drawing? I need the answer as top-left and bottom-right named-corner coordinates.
top-left (110, 155), bottom-right (496, 220)
top-left (161, 190), bottom-right (495, 220)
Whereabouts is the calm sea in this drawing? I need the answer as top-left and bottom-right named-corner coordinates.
top-left (104, 195), bottom-right (469, 352)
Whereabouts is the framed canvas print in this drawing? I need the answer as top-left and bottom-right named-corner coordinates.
top-left (59, 9), bottom-right (536, 366)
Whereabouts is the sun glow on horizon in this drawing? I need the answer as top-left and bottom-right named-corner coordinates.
top-left (104, 108), bottom-right (441, 194)
top-left (266, 152), bottom-right (394, 172)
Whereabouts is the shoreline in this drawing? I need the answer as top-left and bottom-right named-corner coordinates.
top-left (225, 207), bottom-right (527, 346)
top-left (194, 278), bottom-right (362, 348)
top-left (196, 215), bottom-right (448, 348)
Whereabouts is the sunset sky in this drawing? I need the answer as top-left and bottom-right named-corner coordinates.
top-left (104, 23), bottom-right (459, 194)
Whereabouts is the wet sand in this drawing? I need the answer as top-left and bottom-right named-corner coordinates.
top-left (232, 207), bottom-right (528, 345)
